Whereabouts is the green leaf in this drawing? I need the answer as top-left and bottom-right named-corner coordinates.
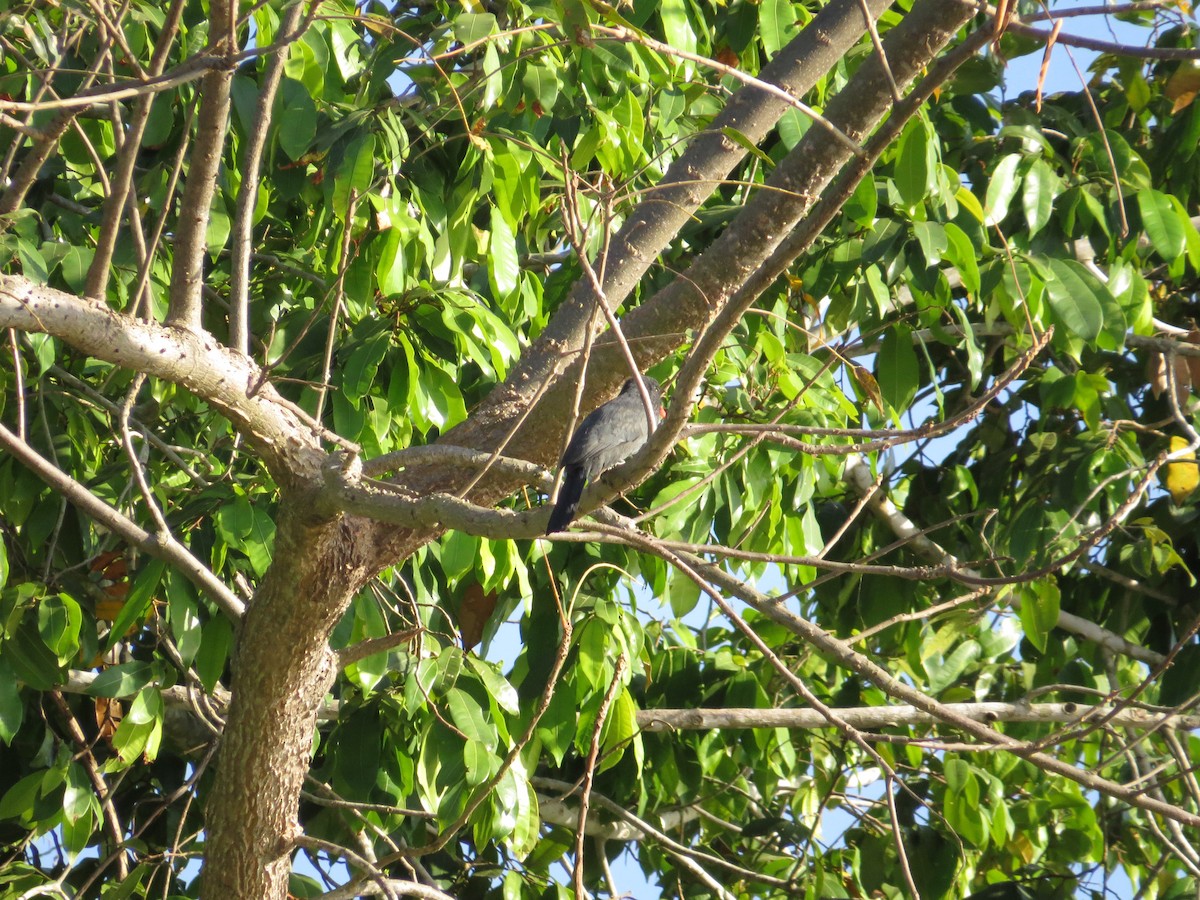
top-left (1034, 257), bottom-right (1104, 341)
top-left (445, 687), bottom-right (494, 749)
top-left (215, 495), bottom-right (255, 543)
top-left (659, 0), bottom-right (696, 56)
top-left (58, 245), bottom-right (94, 293)
top-left (110, 689), bottom-right (164, 766)
top-left (1021, 157), bottom-right (1058, 236)
top-left (913, 221), bottom-right (947, 266)
top-left (944, 758), bottom-right (986, 847)
top-left (1161, 644), bottom-right (1200, 706)
top-left (4, 621), bottom-right (63, 691)
top-left (983, 153), bottom-right (1022, 226)
top-left (948, 304), bottom-right (983, 388)
top-left (0, 658), bottom-right (23, 744)
top-left (509, 781), bottom-right (540, 860)
top-left (481, 43), bottom-right (502, 110)
top-left (243, 506), bottom-right (276, 577)
top-left (576, 619), bottom-right (608, 691)
top-left (720, 127), bottom-right (775, 168)
top-left (463, 738), bottom-right (497, 786)
top-left (943, 222), bottom-right (980, 295)
top-left (0, 771), bottom-right (45, 821)
top-left (205, 197), bottom-right (231, 256)
top-left (195, 615), bottom-right (233, 693)
top-left (895, 119), bottom-right (933, 207)
top-left (37, 593), bottom-right (81, 664)
top-left (489, 208), bottom-right (519, 301)
top-left (332, 132), bottom-right (376, 219)
top-left (414, 365), bottom-right (466, 431)
top-left (276, 79), bottom-right (318, 161)
top-left (759, 0), bottom-right (799, 57)
top-left (16, 238), bottom-right (48, 284)
top-left (1138, 189), bottom-right (1186, 261)
top-left (86, 661), bottom-right (158, 698)
top-left (342, 328), bottom-right (392, 403)
top-left (375, 226), bottom-right (408, 297)
top-left (62, 763), bottom-right (93, 824)
top-left (453, 12), bottom-right (497, 43)
top-left (1017, 579), bottom-right (1060, 654)
top-left (522, 64), bottom-right (559, 111)
top-left (926, 640), bottom-right (982, 695)
top-left (877, 324), bottom-right (919, 422)
top-left (536, 685), bottom-right (576, 767)
top-left (105, 559), bottom-right (166, 652)
top-left (467, 657), bottom-right (520, 716)
top-left (597, 687), bottom-right (637, 774)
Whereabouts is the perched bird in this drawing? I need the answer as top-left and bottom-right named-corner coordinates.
top-left (545, 376), bottom-right (663, 534)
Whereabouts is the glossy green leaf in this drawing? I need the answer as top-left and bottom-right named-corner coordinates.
top-left (1017, 579), bottom-right (1060, 654)
top-left (759, 0), bottom-right (799, 57)
top-left (375, 226), bottom-right (408, 297)
top-left (343, 328), bottom-right (392, 403)
top-left (62, 763), bottom-right (92, 824)
top-left (104, 559), bottom-right (166, 653)
top-left (36, 593), bottom-right (81, 664)
top-left (467, 657), bottom-right (519, 716)
top-left (276, 79), bottom-right (318, 160)
top-left (4, 621), bottom-right (63, 691)
top-left (1137, 189), bottom-right (1186, 261)
top-left (1021, 157), bottom-right (1058, 236)
top-left (877, 324), bottom-right (919, 421)
top-left (489, 208), bottom-right (520, 301)
top-left (0, 658), bottom-right (22, 744)
top-left (1034, 257), bottom-right (1104, 341)
top-left (983, 153), bottom-right (1021, 226)
top-left (86, 661), bottom-right (158, 698)
top-left (332, 132), bottom-right (376, 218)
top-left (895, 119), bottom-right (933, 207)
top-left (659, 0), bottom-right (696, 55)
top-left (445, 687), bottom-right (494, 749)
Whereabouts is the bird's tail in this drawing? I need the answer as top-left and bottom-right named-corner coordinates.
top-left (545, 466), bottom-right (586, 534)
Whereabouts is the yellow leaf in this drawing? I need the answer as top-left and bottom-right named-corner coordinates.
top-left (1165, 436), bottom-right (1199, 505)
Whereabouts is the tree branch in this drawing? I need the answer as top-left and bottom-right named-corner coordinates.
top-left (0, 274), bottom-right (326, 482)
top-left (229, 1), bottom-right (309, 353)
top-left (638, 702), bottom-right (1200, 732)
top-left (0, 422), bottom-right (245, 619)
top-left (167, 0), bottom-right (235, 331)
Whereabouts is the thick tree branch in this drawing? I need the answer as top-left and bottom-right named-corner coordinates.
top-left (167, 5), bottom-right (234, 330)
top-left (84, 0), bottom-right (186, 299)
top-left (0, 274), bottom-right (325, 482)
top-left (422, 0), bottom-right (895, 483)
top-left (638, 702), bottom-right (1200, 732)
top-left (229, 1), bottom-right (308, 353)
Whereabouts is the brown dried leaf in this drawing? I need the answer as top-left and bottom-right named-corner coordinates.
top-left (95, 696), bottom-right (122, 741)
top-left (1146, 351), bottom-right (1192, 405)
top-left (1185, 327), bottom-right (1200, 388)
top-left (458, 581), bottom-right (498, 652)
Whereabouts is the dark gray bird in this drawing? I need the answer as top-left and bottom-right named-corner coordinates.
top-left (545, 376), bottom-right (663, 534)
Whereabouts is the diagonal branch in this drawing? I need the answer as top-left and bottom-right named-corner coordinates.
top-left (638, 702), bottom-right (1200, 732)
top-left (0, 422), bottom-right (244, 619)
top-left (229, 1), bottom-right (311, 353)
top-left (0, 274), bottom-right (326, 482)
top-left (166, 0), bottom-right (236, 331)
top-left (645, 533), bottom-right (1200, 828)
